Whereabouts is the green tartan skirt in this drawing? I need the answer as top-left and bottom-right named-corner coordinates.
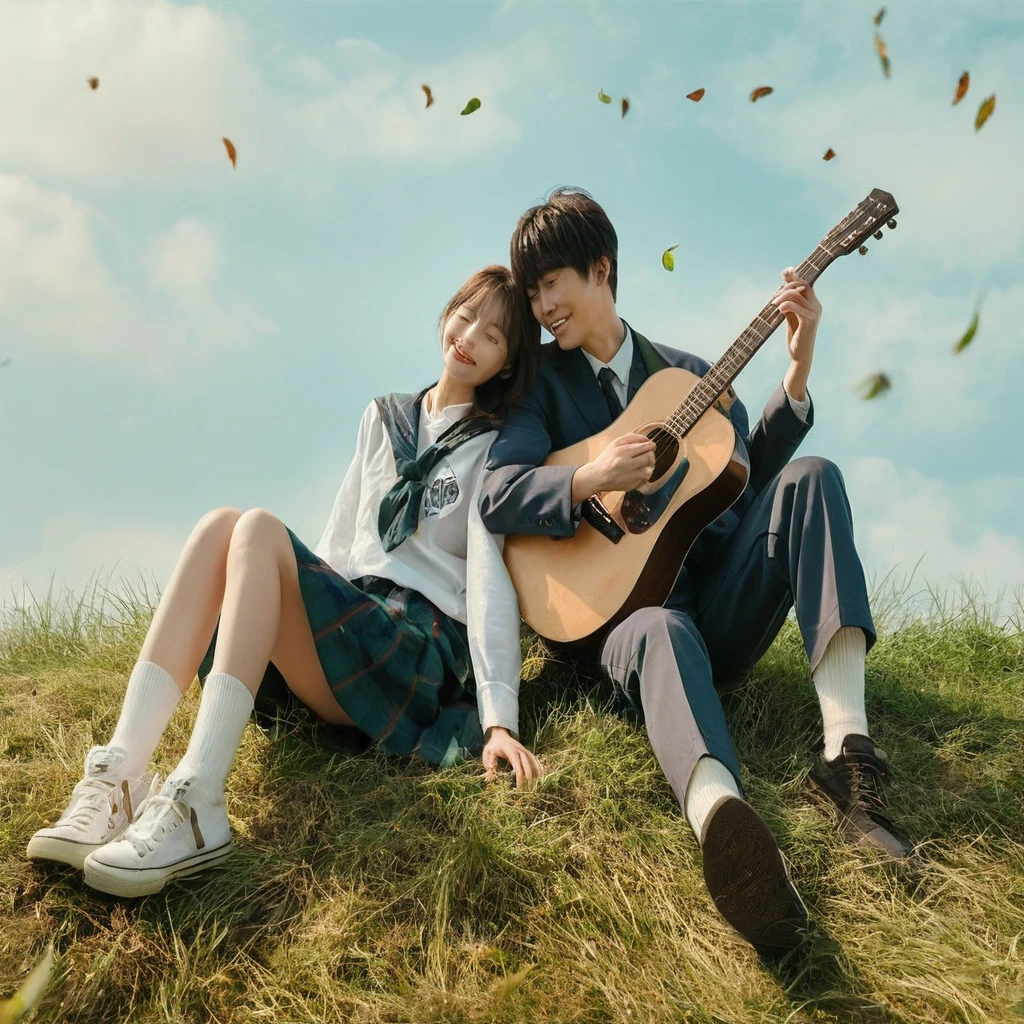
top-left (197, 527), bottom-right (484, 767)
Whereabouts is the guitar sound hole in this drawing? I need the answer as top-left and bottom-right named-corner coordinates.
top-left (648, 430), bottom-right (679, 481)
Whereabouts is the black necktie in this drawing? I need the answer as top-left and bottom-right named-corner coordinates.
top-left (598, 366), bottom-right (623, 420)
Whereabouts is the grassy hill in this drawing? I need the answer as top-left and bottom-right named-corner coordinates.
top-left (1, 579), bottom-right (1022, 1023)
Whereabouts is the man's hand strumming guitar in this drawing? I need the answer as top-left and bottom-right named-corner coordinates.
top-left (571, 433), bottom-right (657, 504)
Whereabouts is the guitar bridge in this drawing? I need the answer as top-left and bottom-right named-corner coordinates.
top-left (581, 497), bottom-right (624, 543)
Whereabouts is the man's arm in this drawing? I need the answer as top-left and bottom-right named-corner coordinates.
top-left (479, 387), bottom-right (578, 537)
top-left (743, 381), bottom-right (814, 494)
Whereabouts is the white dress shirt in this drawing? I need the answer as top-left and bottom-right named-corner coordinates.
top-left (315, 397), bottom-right (522, 739)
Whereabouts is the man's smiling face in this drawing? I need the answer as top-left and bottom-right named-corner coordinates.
top-left (526, 264), bottom-right (605, 351)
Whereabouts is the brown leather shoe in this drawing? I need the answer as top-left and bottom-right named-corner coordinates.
top-left (700, 796), bottom-right (809, 954)
top-left (808, 733), bottom-right (912, 859)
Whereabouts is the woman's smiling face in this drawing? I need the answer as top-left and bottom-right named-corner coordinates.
top-left (440, 292), bottom-right (510, 389)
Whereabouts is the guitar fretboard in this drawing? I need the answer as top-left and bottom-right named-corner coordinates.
top-left (664, 244), bottom-right (832, 437)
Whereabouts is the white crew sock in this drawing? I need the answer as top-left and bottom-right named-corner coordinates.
top-left (107, 660), bottom-right (183, 779)
top-left (684, 756), bottom-right (743, 839)
top-left (812, 626), bottom-right (870, 761)
top-left (167, 671), bottom-right (254, 800)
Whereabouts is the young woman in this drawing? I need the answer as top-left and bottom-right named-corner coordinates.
top-left (27, 265), bottom-right (543, 897)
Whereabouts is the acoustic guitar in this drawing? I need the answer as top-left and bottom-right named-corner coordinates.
top-left (503, 188), bottom-right (899, 646)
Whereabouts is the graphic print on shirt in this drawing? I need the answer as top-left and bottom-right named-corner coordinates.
top-left (423, 462), bottom-right (460, 518)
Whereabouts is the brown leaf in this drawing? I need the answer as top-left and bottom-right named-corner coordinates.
top-left (874, 34), bottom-right (891, 78)
top-left (422, 84), bottom-right (434, 108)
top-left (686, 87), bottom-right (705, 102)
top-left (952, 71), bottom-right (969, 106)
top-left (87, 77), bottom-right (99, 90)
top-left (857, 372), bottom-right (891, 400)
top-left (823, 147), bottom-right (836, 161)
top-left (873, 7), bottom-right (885, 25)
top-left (749, 86), bottom-right (773, 102)
top-left (621, 96), bottom-right (630, 118)
top-left (975, 93), bottom-right (996, 131)
top-left (222, 137), bottom-right (237, 169)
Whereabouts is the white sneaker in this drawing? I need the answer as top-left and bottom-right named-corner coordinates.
top-left (26, 746), bottom-right (153, 870)
top-left (83, 774), bottom-right (231, 897)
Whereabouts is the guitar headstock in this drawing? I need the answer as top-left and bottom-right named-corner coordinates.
top-left (822, 188), bottom-right (899, 258)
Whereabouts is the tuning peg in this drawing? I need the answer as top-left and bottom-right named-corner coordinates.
top-left (859, 245), bottom-right (868, 255)
top-left (873, 230), bottom-right (883, 239)
top-left (887, 218), bottom-right (897, 229)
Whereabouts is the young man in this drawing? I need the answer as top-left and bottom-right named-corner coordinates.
top-left (479, 187), bottom-right (910, 956)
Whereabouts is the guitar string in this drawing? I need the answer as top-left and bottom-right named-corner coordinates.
top-left (639, 245), bottom-right (832, 469)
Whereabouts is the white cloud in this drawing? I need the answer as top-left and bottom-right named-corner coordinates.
top-left (0, 513), bottom-right (187, 614)
top-left (648, 5), bottom-right (1024, 276)
top-left (846, 456), bottom-right (1024, 625)
top-left (0, 175), bottom-right (277, 375)
top-left (0, 1), bottom-right (533, 193)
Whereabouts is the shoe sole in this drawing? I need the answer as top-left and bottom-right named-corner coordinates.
top-left (27, 835), bottom-right (109, 870)
top-left (83, 842), bottom-right (232, 898)
top-left (702, 799), bottom-right (808, 952)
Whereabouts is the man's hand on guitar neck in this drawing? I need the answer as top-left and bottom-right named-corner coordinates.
top-left (571, 433), bottom-right (657, 503)
top-left (773, 267), bottom-right (821, 403)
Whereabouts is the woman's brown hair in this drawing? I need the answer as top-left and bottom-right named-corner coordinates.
top-left (437, 265), bottom-right (540, 423)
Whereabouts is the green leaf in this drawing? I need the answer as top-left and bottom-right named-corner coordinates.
top-left (0, 944), bottom-right (55, 1024)
top-left (598, 89), bottom-right (612, 104)
top-left (661, 245), bottom-right (679, 272)
top-left (460, 97), bottom-right (481, 116)
top-left (954, 310), bottom-right (979, 353)
top-left (857, 372), bottom-right (892, 400)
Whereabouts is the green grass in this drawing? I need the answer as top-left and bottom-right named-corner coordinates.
top-left (1, 572), bottom-right (1023, 1024)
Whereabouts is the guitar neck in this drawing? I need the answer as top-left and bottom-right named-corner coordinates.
top-left (666, 244), bottom-right (834, 436)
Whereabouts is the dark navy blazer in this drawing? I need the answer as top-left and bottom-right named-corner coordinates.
top-left (479, 321), bottom-right (814, 580)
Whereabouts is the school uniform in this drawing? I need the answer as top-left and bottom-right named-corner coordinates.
top-left (479, 322), bottom-right (876, 804)
top-left (198, 390), bottom-right (522, 767)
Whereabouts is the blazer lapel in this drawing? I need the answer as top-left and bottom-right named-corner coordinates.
top-left (625, 325), bottom-right (649, 402)
top-left (553, 346), bottom-right (611, 434)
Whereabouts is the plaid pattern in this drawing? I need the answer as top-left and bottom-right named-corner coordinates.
top-left (197, 527), bottom-right (484, 767)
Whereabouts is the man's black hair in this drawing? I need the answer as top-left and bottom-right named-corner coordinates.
top-left (510, 186), bottom-right (619, 300)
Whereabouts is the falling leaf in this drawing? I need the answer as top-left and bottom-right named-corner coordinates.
top-left (661, 245), bottom-right (679, 271)
top-left (621, 97), bottom-right (630, 118)
top-left (0, 943), bottom-right (55, 1024)
top-left (222, 137), bottom-right (237, 169)
top-left (0, 358), bottom-right (10, 369)
top-left (598, 88), bottom-right (612, 104)
top-left (954, 310), bottom-right (980, 353)
top-left (823, 147), bottom-right (836, 160)
top-left (422, 84), bottom-right (434, 108)
top-left (975, 93), bottom-right (996, 131)
top-left (952, 71), bottom-right (969, 106)
top-left (875, 33), bottom-right (890, 78)
top-left (873, 7), bottom-right (885, 25)
top-left (857, 372), bottom-right (891, 400)
top-left (86, 77), bottom-right (99, 90)
top-left (460, 97), bottom-right (481, 116)
top-left (749, 86), bottom-right (773, 102)
top-left (686, 87), bottom-right (705, 102)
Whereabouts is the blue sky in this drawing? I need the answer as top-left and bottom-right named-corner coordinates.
top-left (1, 0), bottom-right (1022, 626)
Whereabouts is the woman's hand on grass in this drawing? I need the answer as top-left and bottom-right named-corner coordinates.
top-left (482, 727), bottom-right (544, 789)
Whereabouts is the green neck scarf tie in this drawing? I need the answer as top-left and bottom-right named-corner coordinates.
top-left (375, 388), bottom-right (493, 553)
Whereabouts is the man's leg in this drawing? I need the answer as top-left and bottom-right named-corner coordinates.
top-left (694, 456), bottom-right (910, 857)
top-left (601, 607), bottom-right (807, 952)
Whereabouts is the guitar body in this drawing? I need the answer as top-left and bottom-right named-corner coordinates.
top-left (503, 367), bottom-right (750, 646)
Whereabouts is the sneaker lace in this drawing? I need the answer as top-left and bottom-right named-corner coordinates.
top-left (63, 778), bottom-right (115, 828)
top-left (844, 753), bottom-right (891, 821)
top-left (124, 795), bottom-right (186, 856)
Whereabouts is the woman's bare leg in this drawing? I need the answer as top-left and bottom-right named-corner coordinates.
top-left (210, 508), bottom-right (354, 725)
top-left (138, 507), bottom-right (244, 692)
